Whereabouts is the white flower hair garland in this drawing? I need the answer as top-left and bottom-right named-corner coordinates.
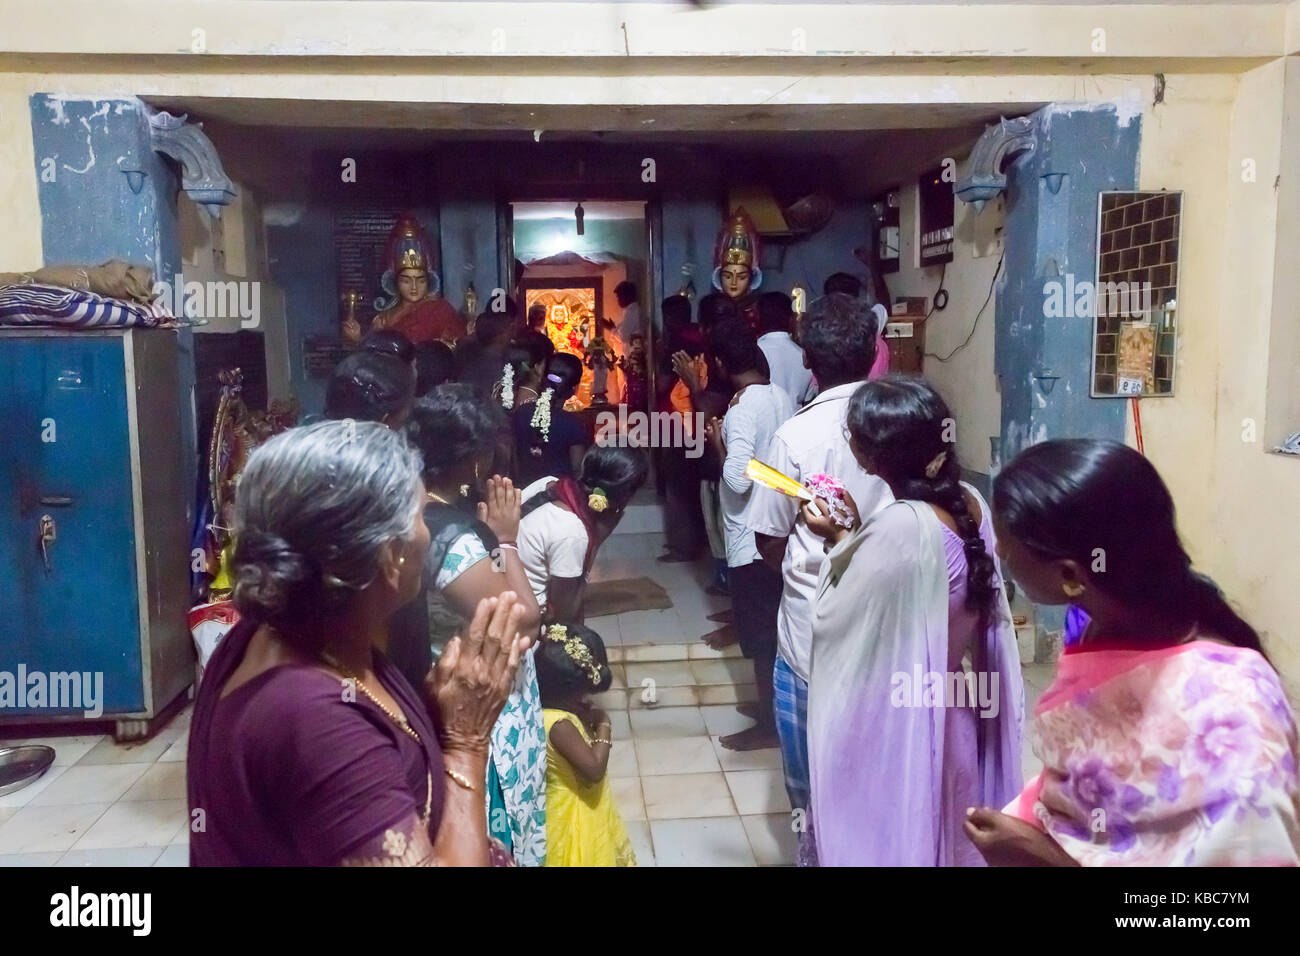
top-left (531, 386), bottom-right (554, 443)
top-left (499, 363), bottom-right (514, 409)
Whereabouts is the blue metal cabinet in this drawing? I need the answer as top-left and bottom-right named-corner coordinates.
top-left (0, 329), bottom-right (193, 739)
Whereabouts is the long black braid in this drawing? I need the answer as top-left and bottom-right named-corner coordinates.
top-left (846, 376), bottom-right (999, 648)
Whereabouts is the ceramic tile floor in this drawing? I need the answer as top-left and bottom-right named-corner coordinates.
top-left (0, 526), bottom-right (1055, 867)
top-left (0, 710), bottom-right (191, 867)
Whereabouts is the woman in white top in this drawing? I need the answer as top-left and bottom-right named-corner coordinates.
top-left (517, 445), bottom-right (650, 623)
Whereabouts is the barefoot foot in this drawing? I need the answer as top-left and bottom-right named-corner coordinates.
top-left (701, 624), bottom-right (738, 650)
top-left (720, 723), bottom-right (780, 751)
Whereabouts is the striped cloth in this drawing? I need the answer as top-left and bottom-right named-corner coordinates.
top-left (774, 652), bottom-right (818, 865)
top-left (773, 653), bottom-right (810, 812)
top-left (0, 282), bottom-right (166, 329)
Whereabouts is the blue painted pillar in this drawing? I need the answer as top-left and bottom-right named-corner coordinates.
top-left (265, 203), bottom-right (338, 416)
top-left (997, 105), bottom-right (1139, 464)
top-left (659, 198), bottom-right (722, 321)
top-left (995, 104), bottom-right (1140, 635)
top-left (439, 196), bottom-right (499, 316)
top-left (28, 94), bottom-right (197, 526)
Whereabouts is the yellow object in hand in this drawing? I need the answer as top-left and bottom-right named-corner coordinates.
top-left (745, 459), bottom-right (821, 516)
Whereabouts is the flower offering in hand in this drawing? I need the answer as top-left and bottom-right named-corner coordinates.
top-left (805, 473), bottom-right (854, 528)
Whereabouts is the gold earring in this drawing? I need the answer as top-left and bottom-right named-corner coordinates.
top-left (1063, 581), bottom-right (1085, 598)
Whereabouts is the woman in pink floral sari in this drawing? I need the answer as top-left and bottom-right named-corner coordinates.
top-left (965, 439), bottom-right (1299, 866)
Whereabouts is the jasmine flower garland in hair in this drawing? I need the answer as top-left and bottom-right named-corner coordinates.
top-left (531, 386), bottom-right (554, 443)
top-left (499, 363), bottom-right (514, 409)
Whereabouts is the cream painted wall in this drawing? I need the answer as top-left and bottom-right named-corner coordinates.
top-left (1209, 60), bottom-right (1298, 693)
top-left (0, 87), bottom-right (42, 269)
top-left (0, 1), bottom-right (1295, 690)
top-left (886, 174), bottom-right (1005, 476)
top-left (0, 2), bottom-right (1289, 59)
top-left (1118, 64), bottom-right (1299, 697)
top-left (1122, 73), bottom-right (1236, 580)
top-left (1263, 57), bottom-right (1300, 449)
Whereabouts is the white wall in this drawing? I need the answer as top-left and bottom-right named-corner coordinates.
top-left (884, 171), bottom-right (1005, 476)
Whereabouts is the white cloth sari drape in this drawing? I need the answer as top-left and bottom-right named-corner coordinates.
top-left (808, 487), bottom-right (1024, 865)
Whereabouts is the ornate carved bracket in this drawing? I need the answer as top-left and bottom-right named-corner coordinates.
top-left (148, 110), bottom-right (236, 217)
top-left (955, 115), bottom-right (1038, 212)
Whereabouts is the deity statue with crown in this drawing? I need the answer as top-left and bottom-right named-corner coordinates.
top-left (346, 214), bottom-right (466, 347)
top-left (713, 209), bottom-right (763, 332)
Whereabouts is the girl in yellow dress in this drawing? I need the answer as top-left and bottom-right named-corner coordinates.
top-left (536, 623), bottom-right (636, 867)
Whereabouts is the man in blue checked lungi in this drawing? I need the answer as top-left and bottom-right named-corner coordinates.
top-left (743, 293), bottom-right (893, 866)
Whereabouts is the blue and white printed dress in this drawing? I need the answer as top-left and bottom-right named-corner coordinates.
top-left (435, 530), bottom-right (548, 866)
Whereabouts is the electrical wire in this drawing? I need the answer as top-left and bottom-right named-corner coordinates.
top-left (925, 250), bottom-right (1004, 363)
top-left (1131, 396), bottom-right (1145, 455)
top-left (924, 262), bottom-right (947, 319)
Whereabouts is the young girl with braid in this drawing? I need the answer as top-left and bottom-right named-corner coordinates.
top-left (801, 375), bottom-right (1024, 866)
top-left (534, 623), bottom-right (636, 866)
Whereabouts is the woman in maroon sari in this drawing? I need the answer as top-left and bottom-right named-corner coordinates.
top-left (188, 419), bottom-right (528, 866)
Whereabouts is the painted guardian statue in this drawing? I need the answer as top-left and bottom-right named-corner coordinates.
top-left (346, 214), bottom-right (466, 346)
top-left (712, 210), bottom-right (763, 330)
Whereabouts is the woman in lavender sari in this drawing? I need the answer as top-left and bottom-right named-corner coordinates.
top-left (802, 376), bottom-right (1023, 866)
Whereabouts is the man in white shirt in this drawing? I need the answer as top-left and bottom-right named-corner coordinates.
top-left (744, 292), bottom-right (893, 864)
top-left (756, 291), bottom-right (814, 407)
top-left (614, 280), bottom-right (643, 341)
top-left (608, 280), bottom-right (642, 405)
top-left (701, 317), bottom-right (795, 751)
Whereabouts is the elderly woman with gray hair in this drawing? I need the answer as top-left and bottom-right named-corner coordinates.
top-left (187, 419), bottom-right (528, 866)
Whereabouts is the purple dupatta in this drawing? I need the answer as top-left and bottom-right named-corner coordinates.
top-left (807, 491), bottom-right (1024, 866)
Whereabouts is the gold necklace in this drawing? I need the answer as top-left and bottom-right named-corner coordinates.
top-left (320, 652), bottom-right (432, 821)
top-left (321, 652), bottom-right (420, 743)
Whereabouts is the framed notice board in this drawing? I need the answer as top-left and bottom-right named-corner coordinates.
top-left (918, 165), bottom-right (955, 267)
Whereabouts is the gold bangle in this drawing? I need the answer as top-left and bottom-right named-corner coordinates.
top-left (591, 737), bottom-right (613, 746)
top-left (444, 767), bottom-right (476, 792)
